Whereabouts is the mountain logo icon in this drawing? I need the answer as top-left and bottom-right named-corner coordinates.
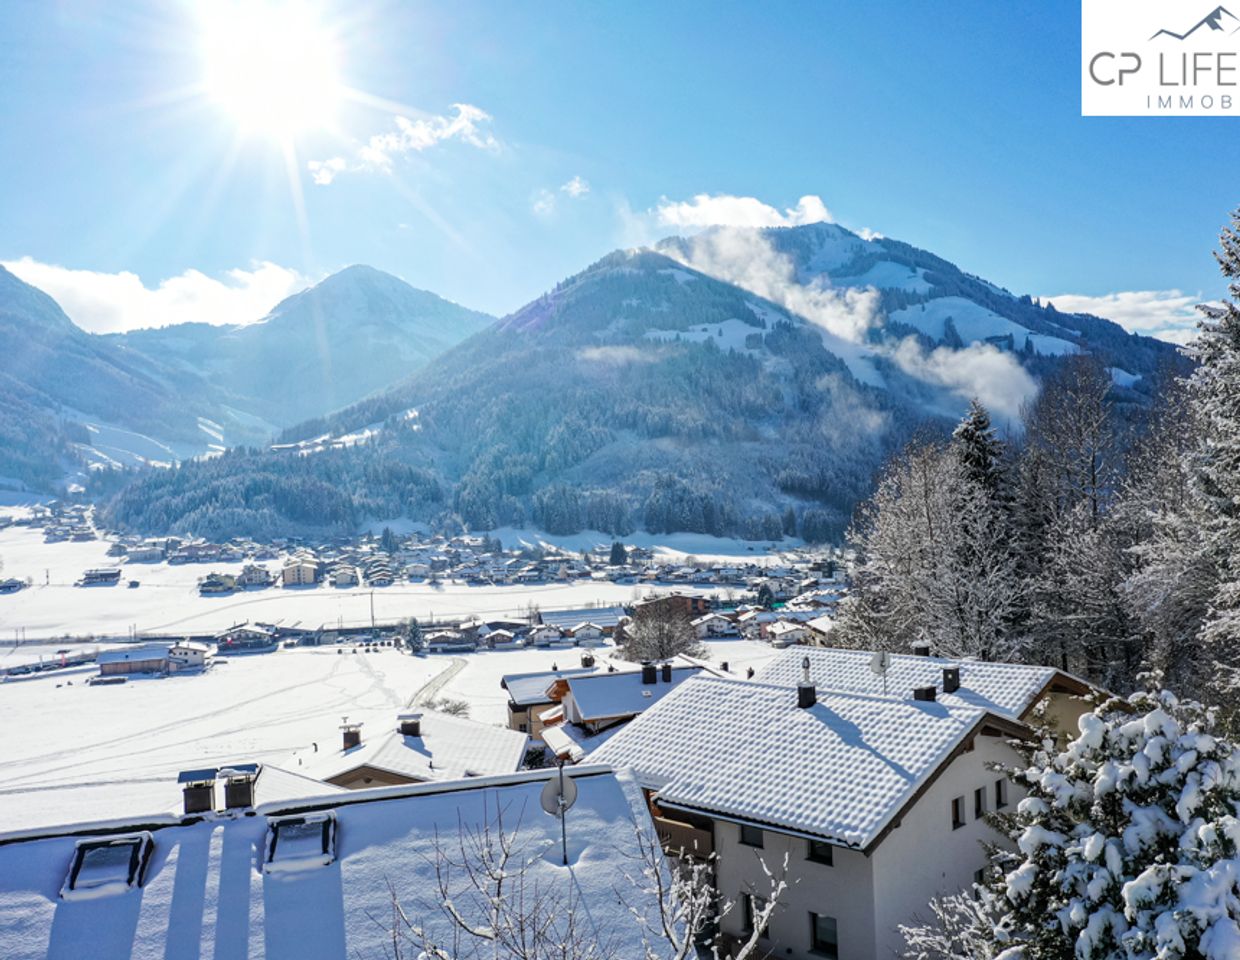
top-left (1149, 5), bottom-right (1240, 40)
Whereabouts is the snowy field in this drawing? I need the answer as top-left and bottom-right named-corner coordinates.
top-left (0, 639), bottom-right (777, 833)
top-left (0, 522), bottom-right (718, 640)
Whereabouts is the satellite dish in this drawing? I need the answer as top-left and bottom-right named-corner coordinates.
top-left (870, 651), bottom-right (891, 676)
top-left (540, 771), bottom-right (578, 817)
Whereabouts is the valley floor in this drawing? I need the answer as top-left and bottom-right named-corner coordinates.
top-left (0, 521), bottom-right (715, 641)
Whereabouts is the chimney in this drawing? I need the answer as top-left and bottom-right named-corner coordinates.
top-left (797, 656), bottom-right (816, 709)
top-left (341, 719), bottom-right (363, 750)
top-left (221, 766), bottom-right (258, 809)
top-left (398, 712), bottom-right (422, 737)
top-left (179, 769), bottom-right (215, 815)
top-left (580, 651), bottom-right (595, 668)
top-left (911, 641), bottom-right (931, 657)
top-left (661, 662), bottom-right (673, 683)
top-left (913, 685), bottom-right (937, 702)
top-left (942, 667), bottom-right (961, 694)
top-left (641, 661), bottom-right (657, 684)
top-left (720, 661), bottom-right (729, 672)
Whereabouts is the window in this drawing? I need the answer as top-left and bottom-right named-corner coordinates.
top-left (951, 796), bottom-right (966, 829)
top-left (807, 839), bottom-right (834, 865)
top-left (742, 893), bottom-right (768, 934)
top-left (810, 912), bottom-right (839, 957)
top-left (995, 777), bottom-right (1009, 809)
top-left (61, 832), bottom-right (153, 901)
top-left (739, 823), bottom-right (764, 848)
top-left (974, 786), bottom-right (987, 819)
top-left (264, 812), bottom-right (337, 873)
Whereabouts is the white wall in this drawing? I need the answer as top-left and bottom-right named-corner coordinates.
top-left (870, 733), bottom-right (1021, 958)
top-left (714, 820), bottom-right (876, 959)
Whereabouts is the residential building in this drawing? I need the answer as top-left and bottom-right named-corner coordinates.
top-left (0, 767), bottom-right (661, 959)
top-left (633, 593), bottom-right (711, 619)
top-left (501, 665), bottom-right (597, 736)
top-left (591, 674), bottom-right (1034, 959)
top-left (766, 620), bottom-right (809, 647)
top-left (297, 710), bottom-right (527, 789)
top-left (691, 613), bottom-right (735, 639)
top-left (166, 641), bottom-right (215, 672)
top-left (281, 554), bottom-right (320, 586)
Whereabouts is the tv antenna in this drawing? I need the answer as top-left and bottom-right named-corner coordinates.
top-left (540, 762), bottom-right (578, 866)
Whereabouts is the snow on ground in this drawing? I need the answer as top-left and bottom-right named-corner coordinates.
top-left (644, 317), bottom-right (764, 354)
top-left (890, 298), bottom-right (1079, 357)
top-left (1109, 366), bottom-right (1142, 388)
top-left (0, 637), bottom-right (782, 830)
top-left (834, 260), bottom-right (931, 293)
top-left (0, 646), bottom-right (447, 830)
top-left (0, 524), bottom-right (717, 639)
top-left (486, 526), bottom-right (802, 565)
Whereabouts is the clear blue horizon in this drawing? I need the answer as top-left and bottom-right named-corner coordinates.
top-left (1, 0), bottom-right (1237, 340)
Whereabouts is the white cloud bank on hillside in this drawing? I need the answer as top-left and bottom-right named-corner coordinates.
top-left (1, 258), bottom-right (306, 333)
top-left (658, 194), bottom-right (1038, 420)
top-left (1044, 289), bottom-right (1202, 346)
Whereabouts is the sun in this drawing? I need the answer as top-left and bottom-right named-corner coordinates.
top-left (199, 3), bottom-right (342, 139)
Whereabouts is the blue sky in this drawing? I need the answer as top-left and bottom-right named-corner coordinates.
top-left (1, 0), bottom-right (1237, 339)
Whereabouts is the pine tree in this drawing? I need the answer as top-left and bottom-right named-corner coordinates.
top-left (1187, 208), bottom-right (1240, 711)
top-left (953, 399), bottom-right (1006, 499)
top-left (988, 686), bottom-right (1240, 960)
top-left (608, 541), bottom-right (628, 566)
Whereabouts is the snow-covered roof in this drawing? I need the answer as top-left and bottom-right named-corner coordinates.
top-left (566, 666), bottom-right (704, 723)
top-left (0, 767), bottom-right (660, 959)
top-left (0, 764), bottom-right (345, 840)
top-left (96, 644), bottom-right (170, 665)
top-left (539, 605), bottom-right (626, 630)
top-left (502, 666), bottom-right (597, 706)
top-left (591, 675), bottom-right (1018, 850)
top-left (298, 710), bottom-right (527, 784)
top-left (540, 724), bottom-right (585, 762)
top-left (756, 647), bottom-right (1083, 719)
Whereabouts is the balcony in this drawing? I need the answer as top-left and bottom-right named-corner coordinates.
top-left (654, 815), bottom-right (713, 858)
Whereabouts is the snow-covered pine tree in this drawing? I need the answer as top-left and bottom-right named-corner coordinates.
top-left (954, 398), bottom-right (1007, 500)
top-left (991, 686), bottom-right (1240, 960)
top-left (1187, 208), bottom-right (1240, 712)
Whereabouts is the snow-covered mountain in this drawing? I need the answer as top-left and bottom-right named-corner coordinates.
top-left (0, 265), bottom-right (492, 492)
top-left (108, 225), bottom-right (1179, 541)
top-left (112, 265), bottom-right (493, 426)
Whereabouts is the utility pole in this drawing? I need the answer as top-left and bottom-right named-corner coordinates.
top-left (370, 590), bottom-right (376, 631)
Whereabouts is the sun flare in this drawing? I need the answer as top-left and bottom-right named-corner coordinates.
top-left (199, 3), bottom-right (342, 139)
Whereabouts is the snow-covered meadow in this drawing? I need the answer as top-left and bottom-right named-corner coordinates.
top-left (0, 611), bottom-right (778, 832)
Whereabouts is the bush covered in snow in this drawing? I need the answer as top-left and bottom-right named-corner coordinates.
top-left (903, 686), bottom-right (1240, 960)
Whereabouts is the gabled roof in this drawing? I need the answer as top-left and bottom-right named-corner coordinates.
top-left (756, 647), bottom-right (1089, 720)
top-left (96, 644), bottom-right (169, 665)
top-left (591, 675), bottom-right (1024, 850)
top-left (538, 605), bottom-right (626, 630)
top-left (0, 767), bottom-right (659, 959)
top-left (566, 666), bottom-right (703, 723)
top-left (298, 711), bottom-right (527, 784)
top-left (502, 666), bottom-right (597, 706)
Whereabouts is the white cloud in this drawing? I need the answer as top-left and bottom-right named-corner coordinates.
top-left (532, 188), bottom-right (557, 217)
top-left (309, 103), bottom-right (498, 185)
top-left (657, 193), bottom-right (834, 229)
top-left (890, 338), bottom-right (1038, 424)
top-left (1043, 289), bottom-right (1202, 345)
top-left (665, 226), bottom-right (878, 342)
top-left (1, 258), bottom-right (307, 334)
top-left (663, 225), bottom-right (1039, 421)
top-left (561, 176), bottom-right (590, 198)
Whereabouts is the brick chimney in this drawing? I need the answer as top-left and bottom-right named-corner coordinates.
top-left (221, 765), bottom-right (259, 809)
top-left (398, 712), bottom-right (422, 737)
top-left (179, 769), bottom-right (215, 815)
top-left (340, 719), bottom-right (363, 750)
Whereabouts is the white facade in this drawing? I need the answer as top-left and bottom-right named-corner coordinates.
top-left (167, 641), bottom-right (215, 672)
